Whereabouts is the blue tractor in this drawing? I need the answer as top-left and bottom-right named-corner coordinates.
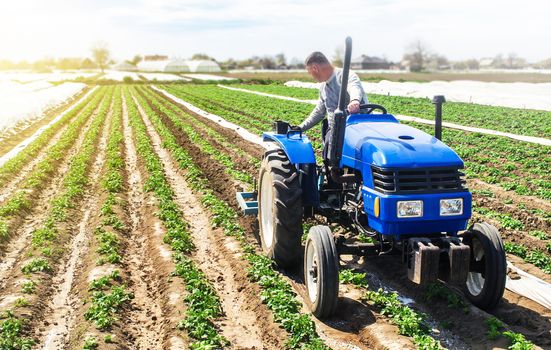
top-left (237, 37), bottom-right (506, 318)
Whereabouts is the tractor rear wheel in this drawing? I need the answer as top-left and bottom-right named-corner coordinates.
top-left (462, 222), bottom-right (506, 310)
top-left (304, 225), bottom-right (339, 318)
top-left (258, 149), bottom-right (303, 268)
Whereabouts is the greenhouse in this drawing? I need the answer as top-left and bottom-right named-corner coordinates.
top-left (113, 61), bottom-right (137, 71)
top-left (137, 59), bottom-right (221, 73)
top-left (186, 60), bottom-right (221, 72)
top-left (137, 59), bottom-right (190, 73)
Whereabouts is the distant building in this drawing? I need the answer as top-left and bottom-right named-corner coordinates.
top-left (351, 55), bottom-right (390, 70)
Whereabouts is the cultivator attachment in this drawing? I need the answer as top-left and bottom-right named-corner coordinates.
top-left (406, 237), bottom-right (470, 285)
top-left (236, 191), bottom-right (258, 216)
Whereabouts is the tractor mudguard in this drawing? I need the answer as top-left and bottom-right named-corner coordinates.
top-left (263, 132), bottom-right (316, 164)
top-left (263, 132), bottom-right (319, 207)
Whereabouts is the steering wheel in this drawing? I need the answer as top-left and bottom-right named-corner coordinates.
top-left (358, 103), bottom-right (387, 114)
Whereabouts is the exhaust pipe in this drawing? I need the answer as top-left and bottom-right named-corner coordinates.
top-left (327, 36), bottom-right (352, 168)
top-left (432, 95), bottom-right (446, 141)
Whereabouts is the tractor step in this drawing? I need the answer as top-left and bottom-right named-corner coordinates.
top-left (236, 191), bottom-right (258, 216)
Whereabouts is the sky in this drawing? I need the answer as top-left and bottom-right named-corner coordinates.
top-left (1, 0), bottom-right (550, 63)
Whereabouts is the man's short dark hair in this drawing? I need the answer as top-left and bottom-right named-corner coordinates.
top-left (305, 52), bottom-right (329, 66)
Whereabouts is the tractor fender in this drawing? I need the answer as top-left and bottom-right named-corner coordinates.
top-left (262, 132), bottom-right (319, 208)
top-left (262, 132), bottom-right (316, 165)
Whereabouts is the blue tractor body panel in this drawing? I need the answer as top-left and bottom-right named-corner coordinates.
top-left (262, 131), bottom-right (319, 207)
top-left (261, 114), bottom-right (471, 238)
top-left (341, 114), bottom-right (470, 237)
top-left (362, 187), bottom-right (472, 236)
top-left (341, 114), bottom-right (464, 169)
top-left (262, 132), bottom-right (316, 164)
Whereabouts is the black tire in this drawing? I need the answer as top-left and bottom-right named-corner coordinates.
top-left (304, 225), bottom-right (339, 318)
top-left (258, 149), bottom-right (303, 268)
top-left (461, 222), bottom-right (506, 310)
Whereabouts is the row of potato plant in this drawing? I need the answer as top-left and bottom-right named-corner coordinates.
top-left (159, 84), bottom-right (550, 274)
top-left (0, 88), bottom-right (108, 242)
top-left (125, 87), bottom-right (228, 349)
top-left (0, 87), bottom-right (100, 187)
top-left (133, 87), bottom-right (330, 349)
top-left (232, 83), bottom-right (550, 138)
top-left (142, 86), bottom-right (260, 169)
top-left (82, 87), bottom-right (132, 348)
top-left (148, 86), bottom-right (545, 348)
top-left (161, 84), bottom-right (549, 201)
top-left (0, 87), bottom-right (113, 349)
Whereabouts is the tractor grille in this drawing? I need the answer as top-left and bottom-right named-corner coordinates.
top-left (371, 166), bottom-right (467, 194)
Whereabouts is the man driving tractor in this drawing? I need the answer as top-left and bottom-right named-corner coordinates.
top-left (295, 51), bottom-right (369, 160)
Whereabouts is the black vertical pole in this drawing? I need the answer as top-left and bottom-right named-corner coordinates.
top-left (327, 36), bottom-right (352, 167)
top-left (432, 95), bottom-right (446, 141)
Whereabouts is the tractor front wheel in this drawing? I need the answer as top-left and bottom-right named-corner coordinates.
top-left (462, 222), bottom-right (506, 310)
top-left (258, 149), bottom-right (303, 268)
top-left (304, 225), bottom-right (339, 318)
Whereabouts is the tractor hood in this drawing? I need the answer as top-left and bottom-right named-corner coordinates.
top-left (341, 114), bottom-right (464, 169)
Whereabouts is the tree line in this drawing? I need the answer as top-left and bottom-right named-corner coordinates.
top-left (1, 40), bottom-right (550, 72)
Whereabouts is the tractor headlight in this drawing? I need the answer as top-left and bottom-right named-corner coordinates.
top-left (440, 198), bottom-right (463, 216)
top-left (397, 200), bottom-right (423, 218)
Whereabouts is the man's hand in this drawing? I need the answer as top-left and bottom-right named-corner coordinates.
top-left (347, 99), bottom-right (360, 114)
top-left (289, 125), bottom-right (302, 132)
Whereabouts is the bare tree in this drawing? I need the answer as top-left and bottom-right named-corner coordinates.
top-left (91, 41), bottom-right (110, 73)
top-left (258, 56), bottom-right (276, 69)
top-left (191, 53), bottom-right (215, 61)
top-left (403, 40), bottom-right (430, 72)
top-left (289, 57), bottom-right (304, 69)
top-left (127, 55), bottom-right (142, 66)
top-left (535, 58), bottom-right (551, 69)
top-left (332, 46), bottom-right (344, 67)
top-left (426, 54), bottom-right (449, 70)
top-left (506, 53), bottom-right (527, 69)
top-left (275, 53), bottom-right (287, 67)
top-left (219, 58), bottom-right (238, 70)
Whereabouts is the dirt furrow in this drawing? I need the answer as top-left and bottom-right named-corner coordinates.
top-left (142, 93), bottom-right (258, 175)
top-left (184, 123), bottom-right (548, 348)
top-left (176, 147), bottom-right (410, 350)
top-left (361, 252), bottom-right (551, 348)
top-left (149, 86), bottom-right (264, 160)
top-left (0, 95), bottom-right (106, 290)
top-left (134, 93), bottom-right (288, 349)
top-left (153, 90), bottom-right (551, 348)
top-left (159, 90), bottom-right (551, 324)
top-left (137, 92), bottom-right (420, 350)
top-left (36, 98), bottom-right (113, 349)
top-left (470, 179), bottom-right (550, 253)
top-left (119, 92), bottom-right (186, 349)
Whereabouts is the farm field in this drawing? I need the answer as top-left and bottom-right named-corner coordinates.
top-left (0, 81), bottom-right (549, 350)
top-left (0, 81), bottom-right (87, 142)
top-left (220, 70), bottom-right (551, 83)
top-left (229, 83), bottom-right (551, 137)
